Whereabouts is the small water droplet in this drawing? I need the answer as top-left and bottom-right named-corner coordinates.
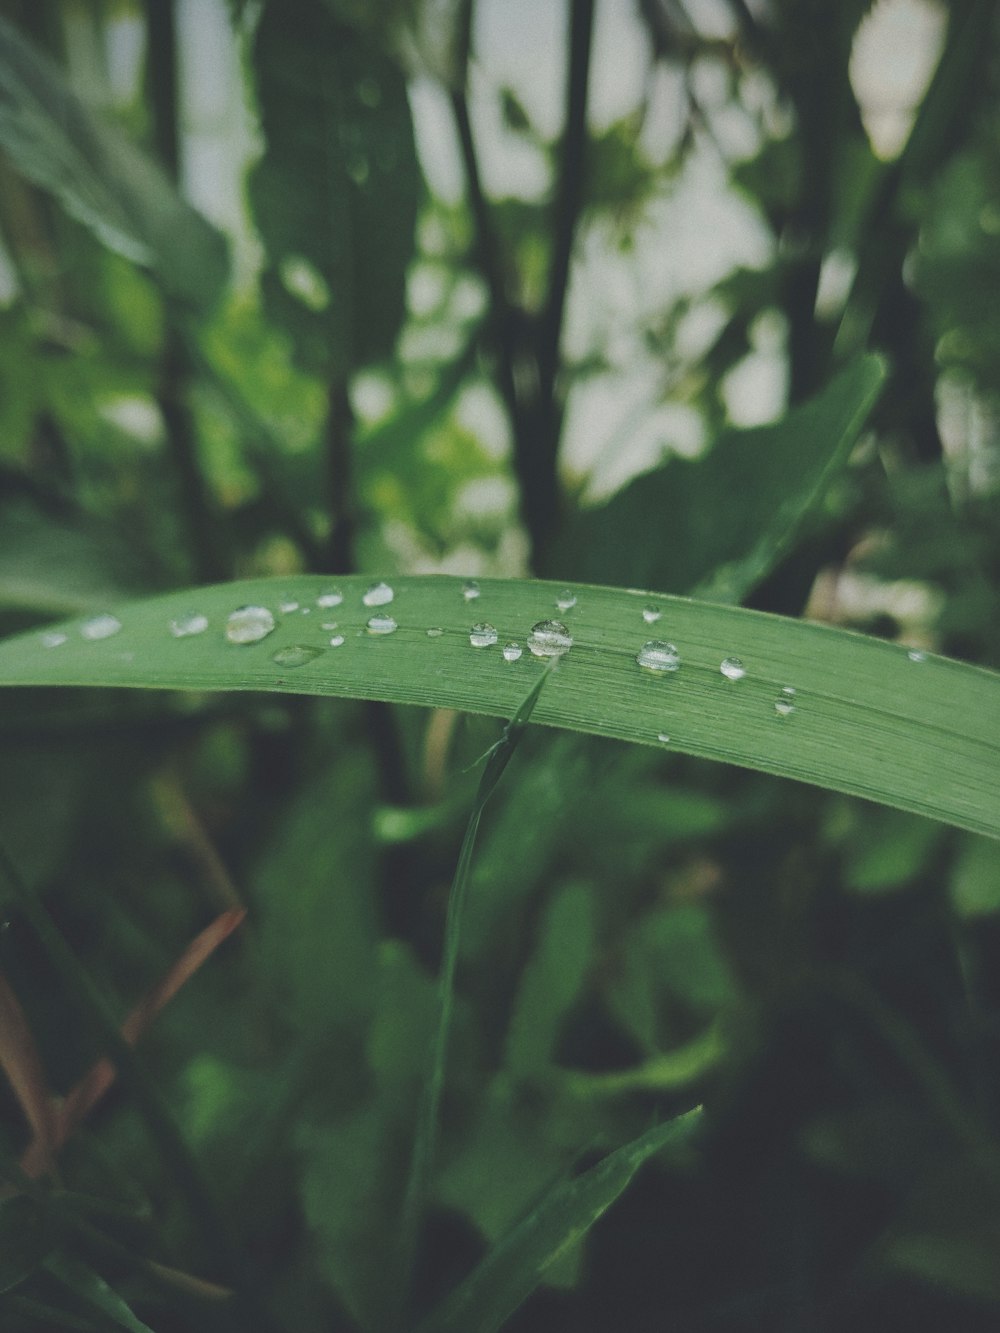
top-left (502, 641), bottom-right (522, 662)
top-left (300, 607), bottom-right (311, 615)
top-left (80, 613), bottom-right (122, 641)
top-left (321, 621), bottom-right (339, 631)
top-left (907, 649), bottom-right (927, 663)
top-left (462, 580), bottom-right (481, 601)
top-left (363, 581), bottom-right (394, 608)
top-left (555, 589), bottom-right (577, 611)
top-left (317, 590), bottom-right (344, 608)
top-left (426, 627), bottom-right (444, 638)
top-left (226, 605), bottom-right (276, 645)
top-left (774, 687), bottom-right (795, 717)
top-left (40, 630), bottom-right (67, 648)
top-left (366, 614), bottom-right (398, 635)
top-left (329, 634), bottom-right (345, 648)
top-left (279, 599), bottom-right (300, 614)
top-left (720, 656), bottom-right (746, 681)
top-left (469, 622), bottom-right (498, 648)
top-left (272, 643), bottom-right (322, 668)
top-left (636, 640), bottom-right (680, 673)
top-left (657, 732), bottom-right (670, 744)
top-left (170, 612), bottom-right (209, 638)
top-left (527, 620), bottom-right (573, 658)
top-left (642, 606), bottom-right (662, 625)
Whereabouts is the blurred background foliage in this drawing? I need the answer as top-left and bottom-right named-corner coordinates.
top-left (0, 0), bottom-right (999, 1329)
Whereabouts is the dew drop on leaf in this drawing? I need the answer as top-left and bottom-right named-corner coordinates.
top-left (329, 634), bottom-right (345, 647)
top-left (366, 614), bottom-right (398, 636)
top-left (40, 631), bottom-right (67, 648)
top-left (556, 590), bottom-right (577, 611)
top-left (317, 590), bottom-right (344, 608)
top-left (642, 606), bottom-right (662, 625)
top-left (907, 649), bottom-right (927, 663)
top-left (636, 640), bottom-right (680, 673)
top-left (657, 732), bottom-right (670, 744)
top-left (272, 644), bottom-right (322, 668)
top-left (774, 687), bottom-right (795, 718)
top-left (80, 614), bottom-right (122, 641)
top-left (363, 581), bottom-right (394, 608)
top-left (279, 599), bottom-right (300, 614)
top-left (469, 623), bottom-right (498, 648)
top-left (502, 641), bottom-right (523, 661)
top-left (720, 656), bottom-right (746, 681)
top-left (462, 580), bottom-right (481, 601)
top-left (225, 606), bottom-right (276, 645)
top-left (527, 620), bottom-right (573, 658)
top-left (426, 627), bottom-right (444, 638)
top-left (170, 613), bottom-right (209, 638)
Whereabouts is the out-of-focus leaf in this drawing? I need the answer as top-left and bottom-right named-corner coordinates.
top-left (0, 16), bottom-right (228, 311)
top-left (46, 1252), bottom-right (156, 1332)
top-left (558, 355), bottom-right (886, 601)
top-left (0, 1196), bottom-right (54, 1295)
top-left (249, 1), bottom-right (419, 375)
top-left (416, 1108), bottom-right (702, 1333)
top-left (950, 833), bottom-right (1000, 918)
top-left (841, 806), bottom-right (944, 894)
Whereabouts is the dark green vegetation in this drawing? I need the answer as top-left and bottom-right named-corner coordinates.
top-left (0, 2), bottom-right (999, 1330)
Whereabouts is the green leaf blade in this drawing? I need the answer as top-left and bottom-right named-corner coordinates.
top-left (0, 575), bottom-right (996, 838)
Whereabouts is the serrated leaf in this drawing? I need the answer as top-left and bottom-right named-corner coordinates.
top-left (249, 2), bottom-right (419, 374)
top-left (0, 16), bottom-right (228, 311)
top-left (0, 575), bottom-right (995, 839)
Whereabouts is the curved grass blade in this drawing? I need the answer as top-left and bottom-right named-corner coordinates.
top-left (0, 575), bottom-right (996, 837)
top-left (414, 1107), bottom-right (702, 1333)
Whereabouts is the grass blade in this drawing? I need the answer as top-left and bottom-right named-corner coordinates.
top-left (0, 576), bottom-right (995, 837)
top-left (414, 1107), bottom-right (702, 1333)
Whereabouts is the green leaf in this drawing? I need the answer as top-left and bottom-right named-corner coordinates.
top-left (0, 16), bottom-right (228, 311)
top-left (559, 355), bottom-right (886, 601)
top-left (415, 1108), bottom-right (702, 1333)
top-left (46, 1253), bottom-right (156, 1333)
top-left (249, 2), bottom-right (419, 375)
top-left (0, 1196), bottom-right (53, 1296)
top-left (0, 575), bottom-right (996, 839)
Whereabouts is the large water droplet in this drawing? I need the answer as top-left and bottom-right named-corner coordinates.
top-left (279, 598), bottom-right (300, 614)
top-left (774, 686), bottom-right (795, 718)
top-left (363, 581), bottom-right (394, 608)
top-left (170, 612), bottom-right (208, 639)
top-left (556, 589), bottom-right (577, 611)
top-left (636, 640), bottom-right (680, 673)
top-left (80, 613), bottom-right (122, 641)
top-left (469, 623), bottom-right (498, 648)
top-left (366, 614), bottom-right (398, 635)
top-left (317, 590), bottom-right (344, 609)
top-left (426, 627), bottom-right (444, 638)
top-left (527, 620), bottom-right (573, 658)
top-left (720, 656), bottom-right (746, 681)
top-left (502, 641), bottom-right (523, 662)
top-left (329, 634), bottom-right (345, 648)
top-left (907, 648), bottom-right (927, 663)
top-left (226, 606), bottom-right (276, 645)
top-left (272, 643), bottom-right (322, 668)
top-left (642, 606), bottom-right (662, 625)
top-left (462, 580), bottom-right (480, 601)
top-left (40, 630), bottom-right (67, 648)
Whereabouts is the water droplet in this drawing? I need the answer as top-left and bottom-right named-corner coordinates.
top-left (642, 606), bottom-right (662, 625)
top-left (80, 613), bottom-right (122, 641)
top-left (226, 605), bottom-right (276, 645)
top-left (907, 648), bottom-right (927, 663)
top-left (317, 590), bottom-right (343, 608)
top-left (321, 621), bottom-right (339, 631)
top-left (636, 640), bottom-right (680, 673)
top-left (657, 732), bottom-right (670, 744)
top-left (502, 641), bottom-right (523, 662)
top-left (40, 631), bottom-right (67, 648)
top-left (169, 612), bottom-right (208, 638)
top-left (720, 656), bottom-right (746, 681)
top-left (426, 627), bottom-right (444, 638)
top-left (363, 581), bottom-right (394, 608)
top-left (527, 620), bottom-right (573, 658)
top-left (366, 614), bottom-right (397, 636)
top-left (774, 687), bottom-right (795, 718)
top-left (279, 599), bottom-right (300, 614)
top-left (469, 622), bottom-right (498, 648)
top-left (462, 580), bottom-right (480, 601)
top-left (555, 590), bottom-right (577, 611)
top-left (272, 643), bottom-right (323, 668)
top-left (300, 607), bottom-right (311, 615)
top-left (329, 634), bottom-right (345, 648)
